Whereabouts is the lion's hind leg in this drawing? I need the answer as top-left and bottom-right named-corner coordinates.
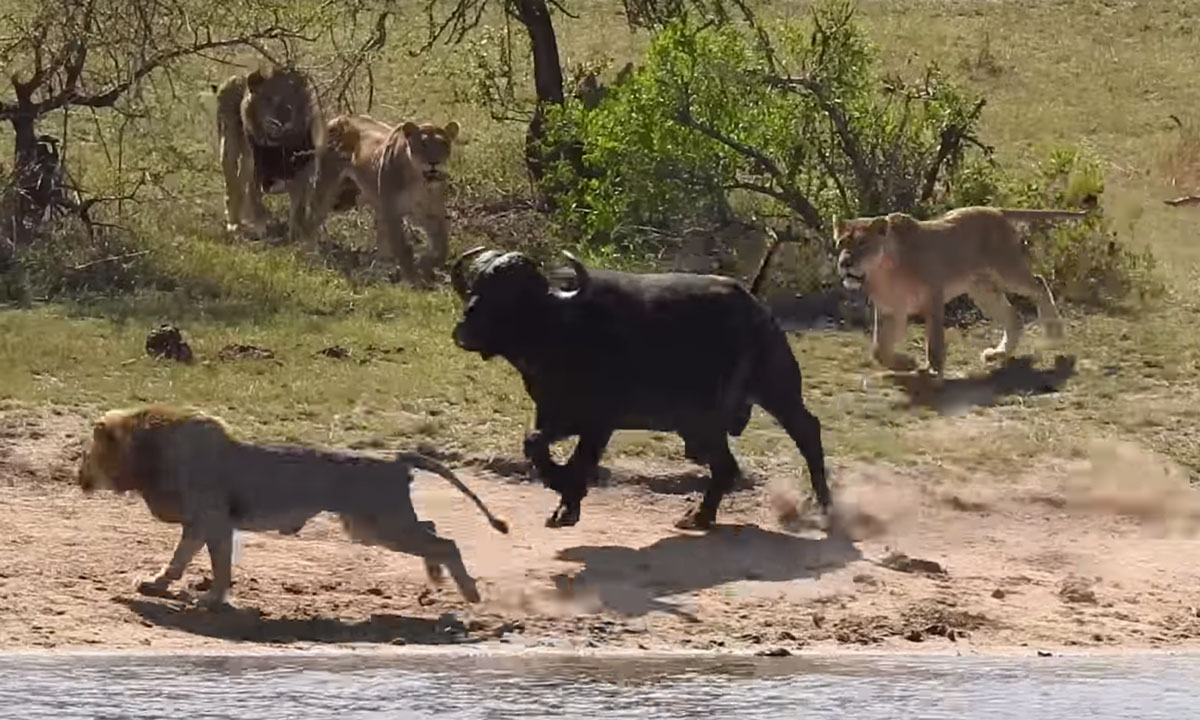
top-left (380, 524), bottom-right (481, 603)
top-left (969, 281), bottom-right (1023, 364)
top-left (997, 266), bottom-right (1065, 345)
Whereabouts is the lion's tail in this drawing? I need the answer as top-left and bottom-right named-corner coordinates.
top-left (395, 452), bottom-right (510, 534)
top-left (997, 208), bottom-right (1088, 223)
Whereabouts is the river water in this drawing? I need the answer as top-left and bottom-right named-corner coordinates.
top-left (1, 651), bottom-right (1198, 719)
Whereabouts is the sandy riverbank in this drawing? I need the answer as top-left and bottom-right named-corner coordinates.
top-left (3, 406), bottom-right (1199, 655)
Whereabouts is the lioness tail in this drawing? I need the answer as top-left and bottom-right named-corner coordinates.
top-left (395, 452), bottom-right (510, 534)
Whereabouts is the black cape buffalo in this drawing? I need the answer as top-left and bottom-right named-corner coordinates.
top-left (450, 246), bottom-right (831, 530)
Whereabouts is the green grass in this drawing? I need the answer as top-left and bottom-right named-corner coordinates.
top-left (4, 0), bottom-right (1200, 489)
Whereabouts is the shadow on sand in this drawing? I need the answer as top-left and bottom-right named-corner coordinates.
top-left (888, 354), bottom-right (1077, 415)
top-left (551, 523), bottom-right (861, 617)
top-left (118, 597), bottom-right (475, 646)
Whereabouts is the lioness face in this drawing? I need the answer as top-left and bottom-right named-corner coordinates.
top-left (77, 420), bottom-right (127, 493)
top-left (402, 121), bottom-right (461, 183)
top-left (834, 216), bottom-right (889, 290)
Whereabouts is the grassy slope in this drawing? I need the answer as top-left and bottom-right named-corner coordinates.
top-left (3, 0), bottom-right (1200, 489)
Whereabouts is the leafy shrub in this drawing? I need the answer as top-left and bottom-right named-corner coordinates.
top-left (543, 0), bottom-right (991, 257)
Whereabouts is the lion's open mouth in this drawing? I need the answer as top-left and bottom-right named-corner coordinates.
top-left (840, 271), bottom-right (864, 290)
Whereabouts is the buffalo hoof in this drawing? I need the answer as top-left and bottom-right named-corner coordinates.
top-left (675, 508), bottom-right (716, 531)
top-left (546, 503), bottom-right (580, 528)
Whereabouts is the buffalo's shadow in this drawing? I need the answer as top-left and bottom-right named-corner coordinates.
top-left (551, 524), bottom-right (860, 617)
top-left (888, 354), bottom-right (1076, 415)
top-left (117, 597), bottom-right (475, 646)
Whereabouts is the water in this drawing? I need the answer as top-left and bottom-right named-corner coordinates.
top-left (1, 651), bottom-right (1198, 719)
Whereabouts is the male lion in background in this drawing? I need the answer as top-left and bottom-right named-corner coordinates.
top-left (835, 206), bottom-right (1086, 377)
top-left (303, 114), bottom-right (461, 284)
top-left (77, 405), bottom-right (508, 608)
top-left (214, 65), bottom-right (356, 240)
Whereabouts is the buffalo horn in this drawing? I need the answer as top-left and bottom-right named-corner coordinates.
top-left (451, 245), bottom-right (488, 300)
top-left (550, 251), bottom-right (590, 300)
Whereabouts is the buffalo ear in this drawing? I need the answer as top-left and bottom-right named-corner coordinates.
top-left (402, 121), bottom-right (420, 138)
top-left (246, 69), bottom-right (265, 92)
top-left (444, 120), bottom-right (460, 142)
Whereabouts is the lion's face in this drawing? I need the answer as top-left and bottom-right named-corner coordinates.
top-left (402, 121), bottom-right (460, 183)
top-left (77, 418), bottom-right (130, 494)
top-left (244, 67), bottom-right (314, 145)
top-left (834, 216), bottom-right (890, 290)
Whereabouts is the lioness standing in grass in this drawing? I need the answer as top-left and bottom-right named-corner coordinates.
top-left (303, 114), bottom-right (461, 284)
top-left (834, 206), bottom-right (1086, 377)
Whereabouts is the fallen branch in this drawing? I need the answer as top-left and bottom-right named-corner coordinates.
top-left (1164, 195), bottom-right (1200, 207)
top-left (70, 249), bottom-right (148, 271)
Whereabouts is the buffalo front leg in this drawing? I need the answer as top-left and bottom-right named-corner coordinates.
top-left (548, 428), bottom-right (613, 529)
top-left (137, 525), bottom-right (204, 597)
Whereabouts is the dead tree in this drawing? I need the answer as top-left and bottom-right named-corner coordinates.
top-left (0, 0), bottom-right (319, 245)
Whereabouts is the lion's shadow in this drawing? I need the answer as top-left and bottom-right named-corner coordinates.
top-left (117, 597), bottom-right (475, 646)
top-left (888, 354), bottom-right (1077, 415)
top-left (550, 524), bottom-right (860, 617)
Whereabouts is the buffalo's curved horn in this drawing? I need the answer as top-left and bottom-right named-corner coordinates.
top-left (451, 246), bottom-right (488, 300)
top-left (550, 251), bottom-right (590, 300)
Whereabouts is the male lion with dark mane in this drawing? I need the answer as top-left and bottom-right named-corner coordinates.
top-left (77, 405), bottom-right (507, 608)
top-left (303, 114), bottom-right (461, 284)
top-left (214, 65), bottom-right (357, 240)
top-left (835, 205), bottom-right (1086, 377)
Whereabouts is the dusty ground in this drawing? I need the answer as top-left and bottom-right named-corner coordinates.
top-left (3, 406), bottom-right (1200, 655)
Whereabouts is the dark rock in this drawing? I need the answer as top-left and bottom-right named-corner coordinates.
top-left (145, 324), bottom-right (193, 363)
top-left (880, 551), bottom-right (947, 576)
top-left (317, 345), bottom-right (351, 359)
top-left (755, 647), bottom-right (792, 657)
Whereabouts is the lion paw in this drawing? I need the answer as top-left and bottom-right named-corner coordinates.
top-left (424, 559), bottom-right (445, 584)
top-left (882, 353), bottom-right (919, 372)
top-left (135, 576), bottom-right (172, 597)
top-left (196, 591), bottom-right (236, 611)
top-left (981, 347), bottom-right (1009, 363)
top-left (674, 507), bottom-right (716, 531)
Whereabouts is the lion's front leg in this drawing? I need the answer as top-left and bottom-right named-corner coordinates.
top-left (220, 134), bottom-right (245, 234)
top-left (197, 526), bottom-right (236, 609)
top-left (872, 307), bottom-right (917, 372)
top-left (413, 202), bottom-right (451, 283)
top-left (376, 200), bottom-right (417, 282)
top-left (285, 175), bottom-right (310, 248)
top-left (922, 292), bottom-right (947, 378)
top-left (137, 526), bottom-right (204, 597)
top-left (237, 139), bottom-right (269, 237)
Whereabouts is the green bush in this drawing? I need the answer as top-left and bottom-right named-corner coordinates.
top-left (543, 0), bottom-right (991, 256)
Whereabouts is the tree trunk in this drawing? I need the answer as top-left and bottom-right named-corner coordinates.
top-left (5, 112), bottom-right (38, 248)
top-left (510, 0), bottom-right (565, 185)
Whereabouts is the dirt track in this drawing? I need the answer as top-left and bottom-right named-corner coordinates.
top-left (2, 406), bottom-right (1200, 654)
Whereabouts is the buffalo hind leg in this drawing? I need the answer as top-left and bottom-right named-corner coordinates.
top-left (758, 364), bottom-right (832, 514)
top-left (676, 433), bottom-right (739, 531)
